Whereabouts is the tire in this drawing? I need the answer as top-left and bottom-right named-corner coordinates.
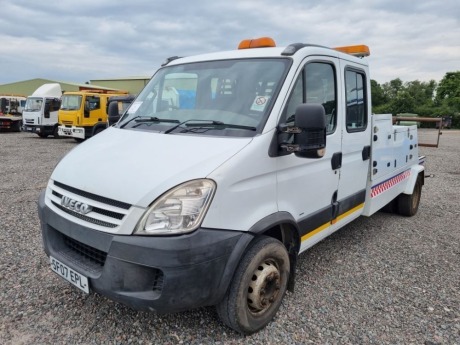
top-left (216, 236), bottom-right (290, 335)
top-left (381, 198), bottom-right (397, 213)
top-left (74, 138), bottom-right (84, 143)
top-left (93, 127), bottom-right (105, 136)
top-left (13, 120), bottom-right (22, 132)
top-left (37, 133), bottom-right (48, 138)
top-left (53, 126), bottom-right (61, 139)
top-left (397, 176), bottom-right (422, 217)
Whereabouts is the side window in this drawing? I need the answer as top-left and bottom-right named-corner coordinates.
top-left (345, 70), bottom-right (367, 132)
top-left (305, 63), bottom-right (336, 133)
top-left (51, 99), bottom-right (61, 111)
top-left (87, 96), bottom-right (100, 111)
top-left (284, 75), bottom-right (304, 124)
top-left (283, 62), bottom-right (337, 133)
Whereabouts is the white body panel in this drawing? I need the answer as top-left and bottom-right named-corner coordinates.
top-left (362, 115), bottom-right (421, 216)
top-left (51, 127), bottom-right (252, 207)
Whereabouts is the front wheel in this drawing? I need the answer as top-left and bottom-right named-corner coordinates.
top-left (53, 126), bottom-right (61, 139)
top-left (93, 126), bottom-right (105, 136)
top-left (216, 236), bottom-right (290, 335)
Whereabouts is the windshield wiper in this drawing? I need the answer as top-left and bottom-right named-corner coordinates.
top-left (186, 121), bottom-right (256, 131)
top-left (164, 119), bottom-right (256, 134)
top-left (121, 116), bottom-right (179, 128)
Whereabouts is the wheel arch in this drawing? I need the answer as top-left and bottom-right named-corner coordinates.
top-left (91, 122), bottom-right (107, 136)
top-left (215, 212), bottom-right (301, 306)
top-left (403, 165), bottom-right (425, 195)
top-left (248, 212), bottom-right (300, 292)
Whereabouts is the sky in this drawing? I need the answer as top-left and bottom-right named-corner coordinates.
top-left (1, 0), bottom-right (459, 86)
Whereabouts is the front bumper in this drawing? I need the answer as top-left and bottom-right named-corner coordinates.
top-left (23, 124), bottom-right (54, 135)
top-left (38, 190), bottom-right (253, 313)
top-left (58, 125), bottom-right (85, 139)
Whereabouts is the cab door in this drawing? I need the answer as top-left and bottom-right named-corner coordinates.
top-left (331, 63), bottom-right (371, 230)
top-left (276, 58), bottom-right (341, 253)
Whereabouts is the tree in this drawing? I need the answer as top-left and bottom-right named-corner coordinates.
top-left (370, 72), bottom-right (459, 128)
top-left (435, 71), bottom-right (460, 110)
top-left (370, 79), bottom-right (387, 108)
top-left (435, 71), bottom-right (460, 128)
top-left (381, 78), bottom-right (403, 100)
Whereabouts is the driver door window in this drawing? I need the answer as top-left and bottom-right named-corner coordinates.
top-left (283, 62), bottom-right (337, 133)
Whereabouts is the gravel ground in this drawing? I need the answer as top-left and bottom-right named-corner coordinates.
top-left (0, 130), bottom-right (459, 345)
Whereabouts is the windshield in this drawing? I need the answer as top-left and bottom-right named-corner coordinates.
top-left (24, 97), bottom-right (43, 112)
top-left (118, 58), bottom-right (290, 136)
top-left (60, 95), bottom-right (82, 110)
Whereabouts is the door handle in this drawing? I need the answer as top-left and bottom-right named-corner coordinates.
top-left (331, 152), bottom-right (342, 170)
top-left (362, 145), bottom-right (371, 161)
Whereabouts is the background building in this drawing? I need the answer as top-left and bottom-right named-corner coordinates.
top-left (90, 76), bottom-right (151, 95)
top-left (0, 76), bottom-right (151, 96)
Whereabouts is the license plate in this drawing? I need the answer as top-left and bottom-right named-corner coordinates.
top-left (26, 127), bottom-right (33, 131)
top-left (50, 256), bottom-right (89, 293)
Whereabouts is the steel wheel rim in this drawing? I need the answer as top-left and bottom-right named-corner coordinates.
top-left (247, 259), bottom-right (281, 314)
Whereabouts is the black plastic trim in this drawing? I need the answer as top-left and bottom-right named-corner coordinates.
top-left (338, 189), bottom-right (366, 215)
top-left (248, 211), bottom-right (299, 234)
top-left (298, 205), bottom-right (332, 237)
top-left (53, 181), bottom-right (131, 209)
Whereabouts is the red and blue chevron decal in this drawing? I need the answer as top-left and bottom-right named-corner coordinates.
top-left (371, 170), bottom-right (411, 198)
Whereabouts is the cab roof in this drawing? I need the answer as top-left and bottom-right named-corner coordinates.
top-left (165, 37), bottom-right (370, 67)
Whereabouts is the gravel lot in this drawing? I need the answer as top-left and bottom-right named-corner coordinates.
top-left (0, 130), bottom-right (459, 345)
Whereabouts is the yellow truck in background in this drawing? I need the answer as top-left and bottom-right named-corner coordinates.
top-left (58, 90), bottom-right (128, 141)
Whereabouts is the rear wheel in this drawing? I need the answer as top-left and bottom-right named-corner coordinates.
top-left (381, 198), bottom-right (397, 213)
top-left (397, 176), bottom-right (422, 216)
top-left (13, 120), bottom-right (22, 132)
top-left (216, 236), bottom-right (290, 335)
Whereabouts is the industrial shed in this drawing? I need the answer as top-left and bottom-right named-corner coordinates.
top-left (89, 76), bottom-right (150, 95)
top-left (0, 77), bottom-right (149, 97)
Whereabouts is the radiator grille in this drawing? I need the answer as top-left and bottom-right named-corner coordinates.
top-left (54, 181), bottom-right (131, 209)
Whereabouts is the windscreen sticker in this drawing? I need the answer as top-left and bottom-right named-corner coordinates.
top-left (250, 96), bottom-right (270, 112)
top-left (127, 101), bottom-right (142, 114)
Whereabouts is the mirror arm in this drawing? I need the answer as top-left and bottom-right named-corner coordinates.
top-left (280, 143), bottom-right (301, 153)
top-left (278, 123), bottom-right (303, 134)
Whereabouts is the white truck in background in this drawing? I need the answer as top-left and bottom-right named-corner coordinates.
top-left (38, 38), bottom-right (425, 335)
top-left (22, 83), bottom-right (62, 138)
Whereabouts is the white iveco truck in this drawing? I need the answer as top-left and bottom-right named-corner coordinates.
top-left (38, 37), bottom-right (425, 334)
top-left (23, 83), bottom-right (62, 138)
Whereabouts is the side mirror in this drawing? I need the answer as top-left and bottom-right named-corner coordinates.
top-left (107, 101), bottom-right (120, 126)
top-left (279, 104), bottom-right (326, 158)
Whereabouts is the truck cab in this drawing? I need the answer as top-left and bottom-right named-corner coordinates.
top-left (22, 83), bottom-right (62, 138)
top-left (106, 94), bottom-right (135, 126)
top-left (58, 90), bottom-right (128, 140)
top-left (0, 95), bottom-right (27, 132)
top-left (38, 38), bottom-right (424, 335)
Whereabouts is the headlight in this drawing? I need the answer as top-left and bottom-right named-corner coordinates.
top-left (136, 179), bottom-right (216, 235)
